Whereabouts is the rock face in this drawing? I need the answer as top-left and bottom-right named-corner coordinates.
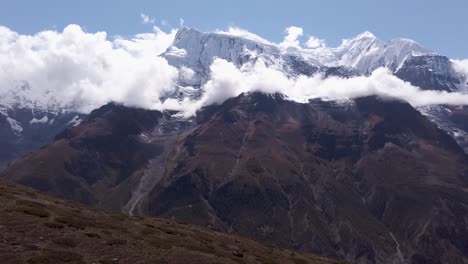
top-left (4, 93), bottom-right (468, 264)
top-left (396, 54), bottom-right (466, 91)
top-left (418, 105), bottom-right (468, 153)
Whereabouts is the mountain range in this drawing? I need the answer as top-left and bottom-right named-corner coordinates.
top-left (1, 27), bottom-right (468, 264)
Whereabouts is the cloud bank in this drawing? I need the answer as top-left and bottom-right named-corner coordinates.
top-left (185, 59), bottom-right (468, 116)
top-left (0, 24), bottom-right (467, 117)
top-left (0, 24), bottom-right (178, 113)
top-left (453, 59), bottom-right (468, 77)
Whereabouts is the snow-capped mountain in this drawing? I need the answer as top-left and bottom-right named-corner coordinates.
top-left (0, 81), bottom-right (84, 166)
top-left (164, 27), bottom-right (467, 90)
top-left (1, 27), bottom-right (468, 162)
top-left (0, 105), bottom-right (85, 167)
top-left (164, 27), bottom-right (282, 79)
top-left (330, 32), bottom-right (430, 74)
top-left (160, 28), bottom-right (468, 151)
top-left (164, 28), bottom-right (431, 75)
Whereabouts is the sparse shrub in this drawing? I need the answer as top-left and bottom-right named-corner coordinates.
top-left (43, 222), bottom-right (64, 229)
top-left (256, 256), bottom-right (279, 264)
top-left (107, 238), bottom-right (127, 246)
top-left (101, 230), bottom-right (112, 236)
top-left (27, 249), bottom-right (84, 264)
top-left (140, 228), bottom-right (156, 235)
top-left (148, 237), bottom-right (172, 250)
top-left (53, 237), bottom-right (79, 248)
top-left (292, 257), bottom-right (309, 264)
top-left (16, 199), bottom-right (44, 208)
top-left (99, 259), bottom-right (119, 264)
top-left (158, 227), bottom-right (176, 235)
top-left (18, 206), bottom-right (50, 218)
top-left (180, 241), bottom-right (216, 255)
top-left (111, 213), bottom-right (128, 221)
top-left (194, 234), bottom-right (213, 244)
top-left (84, 232), bottom-right (101, 238)
top-left (54, 216), bottom-right (88, 230)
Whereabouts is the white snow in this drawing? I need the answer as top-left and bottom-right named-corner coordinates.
top-left (215, 27), bottom-right (273, 45)
top-left (6, 117), bottom-right (23, 133)
top-left (163, 27), bottom-right (282, 77)
top-left (163, 28), bottom-right (432, 83)
top-left (29, 116), bottom-right (49, 124)
top-left (67, 115), bottom-right (83, 127)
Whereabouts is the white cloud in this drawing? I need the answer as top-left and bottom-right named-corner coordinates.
top-left (453, 59), bottom-right (468, 76)
top-left (0, 24), bottom-right (178, 113)
top-left (179, 66), bottom-right (195, 81)
top-left (305, 36), bottom-right (326, 49)
top-left (140, 13), bottom-right (155, 25)
top-left (188, 59), bottom-right (468, 116)
top-left (115, 26), bottom-right (177, 56)
top-left (452, 59), bottom-right (468, 92)
top-left (179, 18), bottom-right (185, 27)
top-left (279, 26), bottom-right (303, 50)
top-left (1, 24), bottom-right (467, 119)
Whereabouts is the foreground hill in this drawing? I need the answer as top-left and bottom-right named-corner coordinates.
top-left (0, 178), bottom-right (342, 264)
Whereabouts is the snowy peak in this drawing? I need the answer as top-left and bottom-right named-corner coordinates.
top-left (355, 31), bottom-right (377, 39)
top-left (332, 32), bottom-right (431, 74)
top-left (164, 27), bottom-right (281, 75)
top-left (165, 28), bottom-right (433, 78)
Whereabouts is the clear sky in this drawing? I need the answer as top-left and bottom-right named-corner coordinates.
top-left (1, 0), bottom-right (467, 58)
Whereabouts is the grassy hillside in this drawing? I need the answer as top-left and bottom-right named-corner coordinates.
top-left (0, 179), bottom-right (344, 264)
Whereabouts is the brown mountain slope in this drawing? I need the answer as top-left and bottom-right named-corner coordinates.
top-left (3, 93), bottom-right (468, 264)
top-left (2, 103), bottom-right (165, 210)
top-left (146, 93), bottom-right (468, 264)
top-left (0, 178), bottom-right (342, 264)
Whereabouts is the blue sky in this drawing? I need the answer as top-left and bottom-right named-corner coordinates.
top-left (1, 0), bottom-right (467, 58)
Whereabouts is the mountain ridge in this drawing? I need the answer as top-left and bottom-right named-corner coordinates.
top-left (4, 92), bottom-right (468, 263)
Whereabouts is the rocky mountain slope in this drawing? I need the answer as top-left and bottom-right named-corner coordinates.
top-left (4, 93), bottom-right (468, 264)
top-left (0, 178), bottom-right (342, 264)
top-left (2, 103), bottom-right (165, 209)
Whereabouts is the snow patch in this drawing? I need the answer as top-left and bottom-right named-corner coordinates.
top-left (29, 116), bottom-right (49, 124)
top-left (6, 117), bottom-right (23, 133)
top-left (67, 115), bottom-right (83, 127)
